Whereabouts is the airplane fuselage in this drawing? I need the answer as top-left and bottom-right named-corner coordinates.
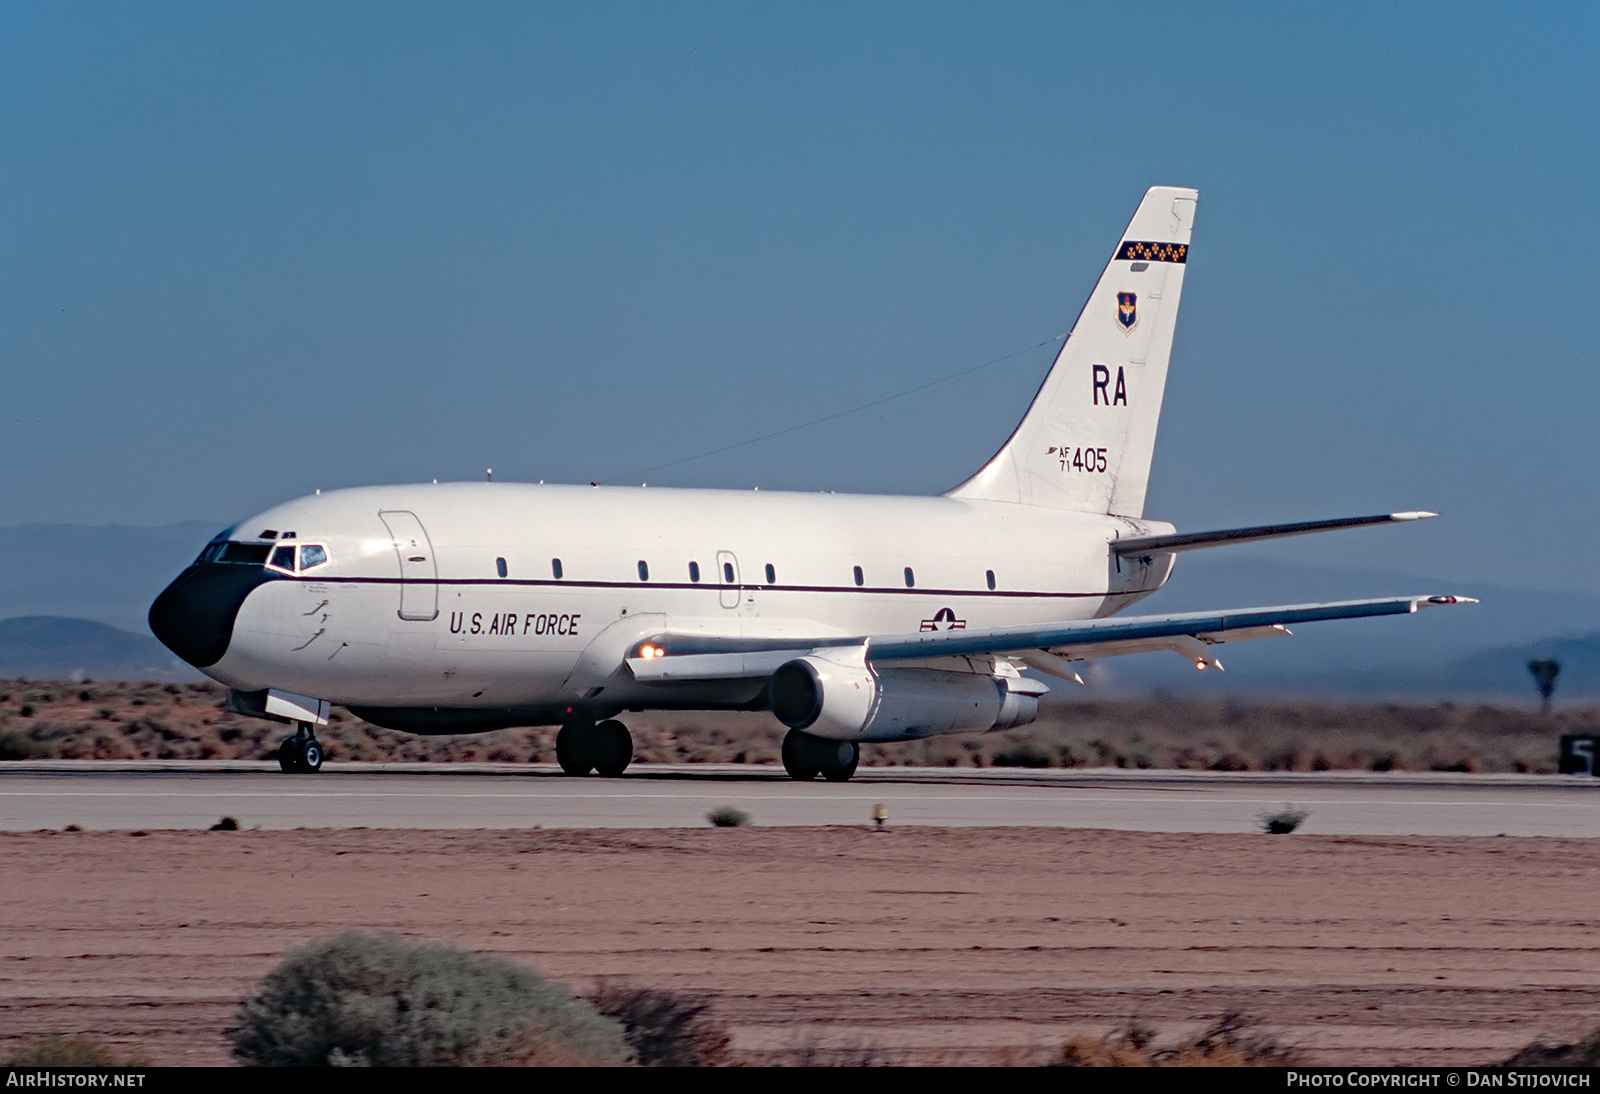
top-left (179, 482), bottom-right (1174, 720)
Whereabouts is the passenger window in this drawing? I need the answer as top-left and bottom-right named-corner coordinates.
top-left (269, 545), bottom-right (296, 572)
top-left (638, 560), bottom-right (650, 582)
top-left (689, 561), bottom-right (700, 583)
top-left (904, 567), bottom-right (915, 588)
top-left (765, 563), bottom-right (776, 584)
top-left (551, 558), bottom-right (563, 579)
top-left (853, 566), bottom-right (864, 587)
top-left (300, 544), bottom-right (328, 570)
top-left (496, 557), bottom-right (508, 578)
top-left (986, 569), bottom-right (996, 591)
top-left (722, 562), bottom-right (735, 584)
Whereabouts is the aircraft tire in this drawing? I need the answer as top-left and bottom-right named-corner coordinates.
top-left (819, 740), bottom-right (859, 783)
top-left (592, 720), bottom-right (632, 778)
top-left (277, 737), bottom-right (302, 774)
top-left (781, 730), bottom-right (821, 781)
top-left (555, 724), bottom-right (594, 776)
top-left (300, 738), bottom-right (324, 773)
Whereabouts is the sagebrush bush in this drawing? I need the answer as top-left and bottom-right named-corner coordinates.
top-left (1051, 1013), bottom-right (1293, 1067)
top-left (1500, 1024), bottom-right (1600, 1067)
top-left (706, 806), bottom-right (750, 827)
top-left (230, 930), bottom-right (633, 1067)
top-left (0, 730), bottom-right (52, 760)
top-left (1258, 806), bottom-right (1309, 834)
top-left (591, 982), bottom-right (731, 1066)
top-left (3, 1034), bottom-right (148, 1066)
top-left (990, 741), bottom-right (1056, 768)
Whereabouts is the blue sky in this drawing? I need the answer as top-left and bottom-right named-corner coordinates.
top-left (3, 2), bottom-right (1596, 589)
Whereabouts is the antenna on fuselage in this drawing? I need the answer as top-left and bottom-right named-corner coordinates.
top-left (486, 468), bottom-right (493, 482)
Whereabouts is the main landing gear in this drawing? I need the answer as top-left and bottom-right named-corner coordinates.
top-left (782, 730), bottom-right (859, 782)
top-left (276, 721), bottom-right (324, 774)
top-left (555, 717), bottom-right (633, 777)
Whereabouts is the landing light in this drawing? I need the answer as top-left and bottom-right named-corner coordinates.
top-left (1195, 660), bottom-right (1206, 671)
top-left (639, 644), bottom-right (665, 659)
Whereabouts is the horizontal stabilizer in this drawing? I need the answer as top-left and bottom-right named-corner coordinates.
top-left (1111, 511), bottom-right (1437, 556)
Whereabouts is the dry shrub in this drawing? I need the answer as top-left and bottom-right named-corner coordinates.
top-left (1499, 1024), bottom-right (1600, 1067)
top-left (465, 1022), bottom-right (620, 1067)
top-left (706, 806), bottom-right (750, 827)
top-left (4, 1034), bottom-right (149, 1066)
top-left (1050, 1013), bottom-right (1294, 1067)
top-left (590, 982), bottom-right (731, 1066)
top-left (1259, 805), bottom-right (1309, 834)
top-left (990, 740), bottom-right (1056, 768)
top-left (230, 930), bottom-right (632, 1067)
top-left (0, 729), bottom-right (52, 760)
top-left (783, 1033), bottom-right (900, 1066)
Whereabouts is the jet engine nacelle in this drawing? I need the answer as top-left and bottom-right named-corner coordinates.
top-left (768, 650), bottom-right (1039, 742)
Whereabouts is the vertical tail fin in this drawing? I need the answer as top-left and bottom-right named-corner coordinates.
top-left (947, 186), bottom-right (1197, 516)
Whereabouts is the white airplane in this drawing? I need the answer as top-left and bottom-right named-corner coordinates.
top-left (149, 186), bottom-right (1471, 778)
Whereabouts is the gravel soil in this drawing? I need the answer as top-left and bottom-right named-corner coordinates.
top-left (2, 826), bottom-right (1596, 1066)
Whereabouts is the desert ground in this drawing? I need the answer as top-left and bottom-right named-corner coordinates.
top-left (3, 678), bottom-right (1595, 774)
top-left (2, 825), bottom-right (1597, 1066)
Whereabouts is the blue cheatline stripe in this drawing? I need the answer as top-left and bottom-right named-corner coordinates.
top-left (269, 573), bottom-right (1110, 600)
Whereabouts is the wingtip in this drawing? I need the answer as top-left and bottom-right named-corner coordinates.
top-left (1390, 511), bottom-right (1438, 521)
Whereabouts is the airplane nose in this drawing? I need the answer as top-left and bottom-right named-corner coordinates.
top-left (149, 563), bottom-right (273, 669)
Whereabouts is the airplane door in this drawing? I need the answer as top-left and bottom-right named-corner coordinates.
top-left (716, 550), bottom-right (740, 611)
top-left (378, 510), bottom-right (439, 621)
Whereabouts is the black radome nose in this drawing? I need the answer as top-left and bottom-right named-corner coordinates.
top-left (148, 563), bottom-right (273, 668)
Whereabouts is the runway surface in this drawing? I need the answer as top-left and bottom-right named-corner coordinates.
top-left (1, 761), bottom-right (1596, 835)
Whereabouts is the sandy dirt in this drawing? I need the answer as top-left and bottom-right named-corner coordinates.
top-left (2, 826), bottom-right (1597, 1066)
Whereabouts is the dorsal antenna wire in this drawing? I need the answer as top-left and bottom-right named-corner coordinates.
top-left (600, 334), bottom-right (1064, 485)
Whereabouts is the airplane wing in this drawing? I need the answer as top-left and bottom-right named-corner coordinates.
top-left (625, 595), bottom-right (1475, 681)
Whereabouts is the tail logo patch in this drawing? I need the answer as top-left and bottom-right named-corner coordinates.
top-left (1116, 240), bottom-right (1188, 263)
top-left (1116, 292), bottom-right (1139, 334)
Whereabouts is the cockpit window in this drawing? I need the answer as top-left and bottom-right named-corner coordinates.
top-left (218, 542), bottom-right (272, 565)
top-left (264, 543), bottom-right (329, 575)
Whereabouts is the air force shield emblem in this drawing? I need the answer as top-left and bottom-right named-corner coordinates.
top-left (1116, 292), bottom-right (1138, 334)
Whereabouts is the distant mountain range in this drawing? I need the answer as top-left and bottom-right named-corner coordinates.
top-left (0, 522), bottom-right (1593, 701)
top-left (0, 522), bottom-right (219, 633)
top-left (0, 615), bottom-right (198, 682)
top-left (0, 522), bottom-right (218, 681)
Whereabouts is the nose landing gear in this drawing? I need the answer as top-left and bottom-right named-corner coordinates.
top-left (555, 717), bottom-right (633, 777)
top-left (276, 722), bottom-right (324, 774)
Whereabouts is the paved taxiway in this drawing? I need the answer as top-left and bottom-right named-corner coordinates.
top-left (1, 762), bottom-right (1595, 835)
